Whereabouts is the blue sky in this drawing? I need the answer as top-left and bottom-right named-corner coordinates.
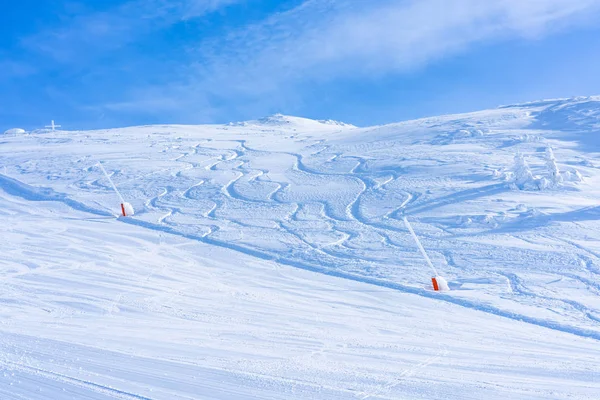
top-left (2, 0), bottom-right (600, 130)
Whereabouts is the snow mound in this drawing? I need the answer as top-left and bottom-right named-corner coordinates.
top-left (317, 119), bottom-right (356, 127)
top-left (3, 128), bottom-right (26, 135)
top-left (230, 114), bottom-right (355, 130)
top-left (511, 153), bottom-right (538, 190)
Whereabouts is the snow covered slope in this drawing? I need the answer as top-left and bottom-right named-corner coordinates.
top-left (1, 97), bottom-right (599, 399)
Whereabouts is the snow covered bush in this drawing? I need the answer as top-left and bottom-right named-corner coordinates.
top-left (510, 150), bottom-right (584, 190)
top-left (457, 216), bottom-right (473, 227)
top-left (545, 147), bottom-right (563, 186)
top-left (537, 177), bottom-right (551, 190)
top-left (483, 214), bottom-right (498, 228)
top-left (511, 153), bottom-right (538, 190)
top-left (519, 134), bottom-right (543, 143)
top-left (516, 204), bottom-right (528, 212)
top-left (562, 169), bottom-right (584, 183)
top-left (543, 147), bottom-right (583, 186)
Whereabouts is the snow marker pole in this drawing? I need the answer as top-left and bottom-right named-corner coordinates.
top-left (97, 162), bottom-right (127, 216)
top-left (403, 217), bottom-right (438, 276)
top-left (403, 217), bottom-right (445, 291)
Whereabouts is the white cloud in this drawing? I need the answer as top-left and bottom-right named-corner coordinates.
top-left (85, 0), bottom-right (600, 120)
top-left (194, 0), bottom-right (600, 82)
top-left (183, 0), bottom-right (246, 19)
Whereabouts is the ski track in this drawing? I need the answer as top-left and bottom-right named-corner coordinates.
top-left (1, 173), bottom-right (599, 342)
top-left (237, 145), bottom-right (423, 258)
top-left (182, 180), bottom-right (205, 200)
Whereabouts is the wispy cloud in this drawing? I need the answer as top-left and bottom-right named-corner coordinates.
top-left (183, 0), bottom-right (246, 19)
top-left (21, 0), bottom-right (243, 64)
top-left (106, 0), bottom-right (600, 120)
top-left (196, 0), bottom-right (600, 82)
top-left (36, 0), bottom-right (589, 124)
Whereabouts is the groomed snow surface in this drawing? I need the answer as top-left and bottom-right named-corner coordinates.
top-left (1, 98), bottom-right (600, 399)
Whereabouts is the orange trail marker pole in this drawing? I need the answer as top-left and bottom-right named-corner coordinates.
top-left (403, 216), bottom-right (447, 291)
top-left (97, 162), bottom-right (127, 217)
top-left (403, 217), bottom-right (439, 276)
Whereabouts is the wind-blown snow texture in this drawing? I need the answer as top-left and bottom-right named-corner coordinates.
top-left (1, 99), bottom-right (599, 399)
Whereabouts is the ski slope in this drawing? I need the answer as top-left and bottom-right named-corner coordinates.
top-left (1, 97), bottom-right (599, 399)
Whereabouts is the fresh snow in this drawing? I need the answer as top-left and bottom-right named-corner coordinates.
top-left (1, 98), bottom-right (600, 399)
top-left (3, 128), bottom-right (26, 135)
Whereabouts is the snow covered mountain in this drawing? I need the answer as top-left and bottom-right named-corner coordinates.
top-left (1, 97), bottom-right (599, 399)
